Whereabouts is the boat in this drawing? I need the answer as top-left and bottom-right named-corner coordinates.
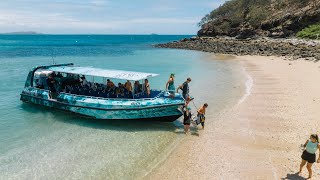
top-left (20, 63), bottom-right (187, 121)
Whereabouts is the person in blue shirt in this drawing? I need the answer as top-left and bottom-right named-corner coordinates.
top-left (299, 134), bottom-right (320, 179)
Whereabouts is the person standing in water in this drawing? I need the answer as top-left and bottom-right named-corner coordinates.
top-left (299, 134), bottom-right (320, 179)
top-left (166, 73), bottom-right (175, 98)
top-left (183, 107), bottom-right (192, 134)
top-left (197, 103), bottom-right (208, 129)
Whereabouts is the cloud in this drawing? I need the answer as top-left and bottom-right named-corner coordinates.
top-left (0, 9), bottom-right (199, 34)
top-left (0, 10), bottom-right (120, 32)
top-left (0, 0), bottom-right (213, 34)
top-left (129, 17), bottom-right (198, 24)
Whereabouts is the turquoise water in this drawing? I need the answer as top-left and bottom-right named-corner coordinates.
top-left (0, 35), bottom-right (244, 179)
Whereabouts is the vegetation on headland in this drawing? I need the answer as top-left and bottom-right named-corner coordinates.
top-left (297, 24), bottom-right (320, 39)
top-left (155, 0), bottom-right (320, 61)
top-left (198, 0), bottom-right (320, 39)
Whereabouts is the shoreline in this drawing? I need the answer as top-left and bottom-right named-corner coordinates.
top-left (155, 37), bottom-right (320, 61)
top-left (145, 55), bottom-right (320, 179)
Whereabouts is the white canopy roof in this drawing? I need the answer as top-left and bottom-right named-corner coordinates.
top-left (46, 66), bottom-right (159, 81)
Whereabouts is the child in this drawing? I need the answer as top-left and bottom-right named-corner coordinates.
top-left (183, 107), bottom-right (192, 134)
top-left (197, 103), bottom-right (208, 129)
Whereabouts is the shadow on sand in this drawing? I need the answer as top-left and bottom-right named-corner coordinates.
top-left (19, 103), bottom-right (182, 132)
top-left (281, 172), bottom-right (306, 180)
top-left (173, 125), bottom-right (200, 137)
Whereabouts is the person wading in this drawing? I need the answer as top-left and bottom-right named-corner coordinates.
top-left (183, 107), bottom-right (192, 134)
top-left (197, 103), bottom-right (208, 130)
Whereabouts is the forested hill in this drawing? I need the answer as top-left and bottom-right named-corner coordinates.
top-left (198, 0), bottom-right (320, 39)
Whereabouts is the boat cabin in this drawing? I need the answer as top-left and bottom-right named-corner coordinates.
top-left (31, 64), bottom-right (161, 100)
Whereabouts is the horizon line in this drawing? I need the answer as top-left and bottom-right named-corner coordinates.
top-left (0, 33), bottom-right (196, 36)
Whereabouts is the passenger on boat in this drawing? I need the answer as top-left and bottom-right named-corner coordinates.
top-left (124, 80), bottom-right (133, 92)
top-left (46, 75), bottom-right (56, 92)
top-left (51, 71), bottom-right (56, 78)
top-left (56, 72), bottom-right (63, 78)
top-left (116, 83), bottom-right (125, 97)
top-left (80, 75), bottom-right (88, 86)
top-left (177, 77), bottom-right (191, 100)
top-left (134, 81), bottom-right (141, 94)
top-left (166, 73), bottom-right (175, 98)
top-left (107, 79), bottom-right (115, 89)
top-left (143, 79), bottom-right (151, 97)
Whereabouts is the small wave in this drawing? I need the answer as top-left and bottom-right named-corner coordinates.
top-left (237, 66), bottom-right (253, 105)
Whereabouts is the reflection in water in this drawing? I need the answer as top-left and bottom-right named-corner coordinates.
top-left (19, 103), bottom-right (181, 133)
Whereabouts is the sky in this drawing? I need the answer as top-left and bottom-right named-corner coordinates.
top-left (0, 0), bottom-right (227, 34)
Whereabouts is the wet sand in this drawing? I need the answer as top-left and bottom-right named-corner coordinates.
top-left (145, 55), bottom-right (320, 179)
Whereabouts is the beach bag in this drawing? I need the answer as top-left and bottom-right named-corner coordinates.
top-left (193, 115), bottom-right (201, 125)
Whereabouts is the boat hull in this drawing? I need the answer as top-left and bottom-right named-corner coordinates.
top-left (20, 88), bottom-right (184, 122)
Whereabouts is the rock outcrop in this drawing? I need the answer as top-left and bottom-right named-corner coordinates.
top-left (155, 37), bottom-right (320, 61)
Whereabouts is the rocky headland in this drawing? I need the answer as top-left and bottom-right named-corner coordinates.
top-left (155, 0), bottom-right (320, 61)
top-left (155, 37), bottom-right (320, 61)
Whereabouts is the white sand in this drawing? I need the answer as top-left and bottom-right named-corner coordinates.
top-left (145, 56), bottom-right (320, 179)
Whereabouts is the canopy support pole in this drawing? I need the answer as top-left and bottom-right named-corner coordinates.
top-left (132, 80), bottom-right (135, 99)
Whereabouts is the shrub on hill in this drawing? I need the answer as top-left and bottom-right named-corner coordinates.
top-left (297, 24), bottom-right (320, 39)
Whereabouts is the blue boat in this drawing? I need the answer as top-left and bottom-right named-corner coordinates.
top-left (20, 63), bottom-right (186, 121)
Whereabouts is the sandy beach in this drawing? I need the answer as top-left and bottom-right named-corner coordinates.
top-left (145, 55), bottom-right (320, 179)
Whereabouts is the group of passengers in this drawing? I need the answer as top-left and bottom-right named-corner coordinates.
top-left (44, 72), bottom-right (151, 98)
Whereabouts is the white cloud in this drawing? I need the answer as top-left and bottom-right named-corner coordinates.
top-left (129, 17), bottom-right (198, 24)
top-left (0, 9), bottom-right (198, 34)
top-left (0, 10), bottom-right (121, 33)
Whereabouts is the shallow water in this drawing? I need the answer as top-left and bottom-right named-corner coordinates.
top-left (0, 35), bottom-right (245, 179)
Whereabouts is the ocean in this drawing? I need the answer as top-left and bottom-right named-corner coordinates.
top-left (0, 35), bottom-right (246, 179)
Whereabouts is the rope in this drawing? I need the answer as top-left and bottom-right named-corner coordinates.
top-left (191, 100), bottom-right (198, 110)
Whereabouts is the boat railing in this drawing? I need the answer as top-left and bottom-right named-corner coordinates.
top-left (24, 87), bottom-right (180, 102)
top-left (59, 90), bottom-right (166, 102)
